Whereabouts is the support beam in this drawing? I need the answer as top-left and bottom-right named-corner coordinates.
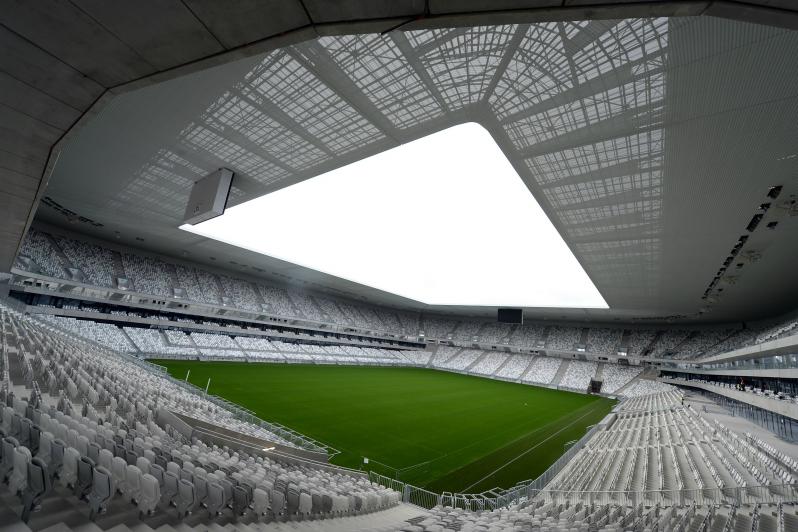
top-left (233, 88), bottom-right (336, 159)
top-left (482, 24), bottom-right (529, 103)
top-left (288, 43), bottom-right (403, 142)
top-left (516, 103), bottom-right (663, 159)
top-left (389, 31), bottom-right (450, 113)
top-left (537, 159), bottom-right (657, 189)
top-left (499, 49), bottom-right (665, 125)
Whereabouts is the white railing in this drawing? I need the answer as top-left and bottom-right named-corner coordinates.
top-left (369, 467), bottom-right (798, 512)
top-left (368, 410), bottom-right (798, 513)
top-left (367, 414), bottom-right (606, 511)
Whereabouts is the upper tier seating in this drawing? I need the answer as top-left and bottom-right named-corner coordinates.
top-left (219, 277), bottom-right (261, 312)
top-left (704, 329), bottom-right (760, 357)
top-left (258, 285), bottom-right (296, 317)
top-left (507, 324), bottom-right (546, 349)
top-left (422, 318), bottom-right (459, 340)
top-left (16, 229), bottom-right (798, 361)
top-left (452, 320), bottom-right (481, 342)
top-left (626, 329), bottom-right (658, 357)
top-left (18, 229), bottom-right (65, 279)
top-left (546, 327), bottom-right (580, 351)
top-left (648, 330), bottom-right (692, 358)
top-left (174, 264), bottom-right (221, 305)
top-left (674, 329), bottom-right (736, 360)
top-left (477, 323), bottom-right (514, 344)
top-left (586, 328), bottom-right (622, 356)
top-left (757, 318), bottom-right (798, 344)
top-left (122, 254), bottom-right (172, 297)
top-left (55, 235), bottom-right (117, 287)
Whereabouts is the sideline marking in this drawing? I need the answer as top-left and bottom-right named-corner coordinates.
top-left (403, 400), bottom-right (602, 476)
top-left (458, 401), bottom-right (609, 493)
top-left (387, 399), bottom-right (607, 480)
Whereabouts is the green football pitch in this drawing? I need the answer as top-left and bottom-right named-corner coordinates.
top-left (151, 361), bottom-right (615, 493)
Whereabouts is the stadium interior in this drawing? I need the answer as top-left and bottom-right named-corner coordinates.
top-left (2, 2), bottom-right (798, 531)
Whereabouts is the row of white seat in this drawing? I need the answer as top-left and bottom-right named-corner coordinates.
top-left (0, 302), bottom-right (405, 527)
top-left (35, 314), bottom-right (418, 368)
top-left (549, 395), bottom-right (797, 502)
top-left (19, 229), bottom-right (798, 359)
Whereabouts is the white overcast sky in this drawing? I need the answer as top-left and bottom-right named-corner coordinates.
top-left (182, 122), bottom-right (608, 308)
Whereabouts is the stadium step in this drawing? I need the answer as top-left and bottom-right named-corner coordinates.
top-left (492, 354), bottom-right (515, 377)
top-left (594, 362), bottom-right (605, 382)
top-left (518, 355), bottom-right (539, 382)
top-left (440, 347), bottom-right (464, 365)
top-left (640, 366), bottom-right (661, 379)
top-left (613, 375), bottom-right (641, 396)
top-left (464, 350), bottom-right (489, 372)
top-left (550, 359), bottom-right (570, 387)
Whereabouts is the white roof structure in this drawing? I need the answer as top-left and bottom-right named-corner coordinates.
top-left (4, 3), bottom-right (798, 323)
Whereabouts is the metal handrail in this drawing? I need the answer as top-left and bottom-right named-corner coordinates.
top-left (367, 402), bottom-right (609, 511)
top-left (369, 468), bottom-right (798, 512)
top-left (366, 393), bottom-right (798, 513)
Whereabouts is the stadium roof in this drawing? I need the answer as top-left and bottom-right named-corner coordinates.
top-left (3, 2), bottom-right (798, 323)
top-left (181, 122), bottom-right (609, 308)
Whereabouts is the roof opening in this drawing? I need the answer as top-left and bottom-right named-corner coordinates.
top-left (182, 123), bottom-right (608, 308)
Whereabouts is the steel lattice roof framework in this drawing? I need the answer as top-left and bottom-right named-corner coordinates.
top-left (40, 15), bottom-right (798, 322)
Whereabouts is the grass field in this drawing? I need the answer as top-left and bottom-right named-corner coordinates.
top-left (152, 361), bottom-right (614, 493)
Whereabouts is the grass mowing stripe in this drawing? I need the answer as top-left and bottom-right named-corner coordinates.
top-left (152, 360), bottom-right (615, 491)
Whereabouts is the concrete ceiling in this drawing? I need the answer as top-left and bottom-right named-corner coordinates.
top-left (3, 1), bottom-right (798, 324)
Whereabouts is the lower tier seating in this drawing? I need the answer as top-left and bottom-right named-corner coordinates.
top-left (0, 301), bottom-right (406, 530)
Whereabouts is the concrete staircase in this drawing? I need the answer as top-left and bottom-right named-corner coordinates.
top-left (118, 327), bottom-right (139, 354)
top-left (518, 356), bottom-right (539, 382)
top-left (464, 351), bottom-right (489, 372)
top-left (613, 367), bottom-right (658, 396)
top-left (427, 347), bottom-right (462, 368)
top-left (43, 234), bottom-right (75, 274)
top-left (537, 327), bottom-right (550, 350)
top-left (612, 377), bottom-right (638, 396)
top-left (109, 252), bottom-right (127, 287)
top-left (594, 362), bottom-right (605, 382)
top-left (550, 359), bottom-right (571, 387)
top-left (491, 355), bottom-right (515, 377)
